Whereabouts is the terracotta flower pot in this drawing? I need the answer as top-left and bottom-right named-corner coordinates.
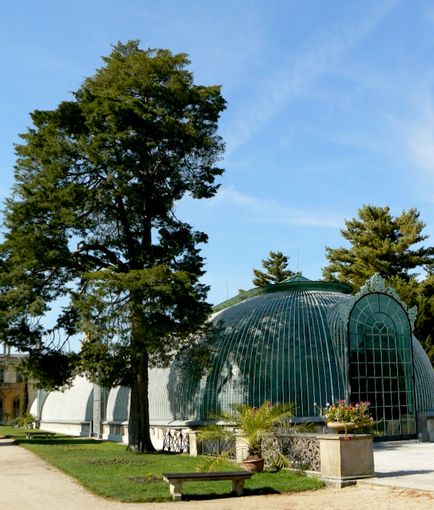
top-left (242, 457), bottom-right (265, 473)
top-left (327, 421), bottom-right (355, 434)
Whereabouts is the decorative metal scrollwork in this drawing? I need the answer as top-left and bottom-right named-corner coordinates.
top-left (262, 432), bottom-right (321, 472)
top-left (162, 428), bottom-right (190, 453)
top-left (201, 437), bottom-right (236, 459)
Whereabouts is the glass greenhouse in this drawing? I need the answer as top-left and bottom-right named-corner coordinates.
top-left (169, 275), bottom-right (434, 440)
top-left (31, 274), bottom-right (434, 444)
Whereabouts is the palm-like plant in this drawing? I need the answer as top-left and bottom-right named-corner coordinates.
top-left (197, 401), bottom-right (295, 468)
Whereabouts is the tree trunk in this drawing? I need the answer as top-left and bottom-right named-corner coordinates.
top-left (21, 378), bottom-right (29, 415)
top-left (128, 351), bottom-right (155, 452)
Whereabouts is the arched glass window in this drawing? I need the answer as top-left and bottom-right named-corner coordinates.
top-left (348, 293), bottom-right (415, 439)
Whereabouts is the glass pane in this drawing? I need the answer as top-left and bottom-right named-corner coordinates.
top-left (349, 294), bottom-right (415, 439)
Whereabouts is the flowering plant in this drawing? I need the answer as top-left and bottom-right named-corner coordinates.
top-left (316, 400), bottom-right (374, 430)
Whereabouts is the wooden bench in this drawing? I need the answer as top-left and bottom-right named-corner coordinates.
top-left (24, 431), bottom-right (55, 439)
top-left (162, 471), bottom-right (253, 501)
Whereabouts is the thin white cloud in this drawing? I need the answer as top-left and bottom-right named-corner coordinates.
top-left (407, 127), bottom-right (434, 177)
top-left (403, 91), bottom-right (434, 200)
top-left (407, 114), bottom-right (434, 175)
top-left (210, 186), bottom-right (344, 228)
top-left (223, 0), bottom-right (398, 154)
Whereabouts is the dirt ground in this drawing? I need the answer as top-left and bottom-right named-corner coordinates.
top-left (140, 485), bottom-right (434, 510)
top-left (1, 440), bottom-right (433, 510)
top-left (130, 485), bottom-right (434, 510)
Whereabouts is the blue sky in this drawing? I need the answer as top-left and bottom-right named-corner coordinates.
top-left (1, 0), bottom-right (434, 306)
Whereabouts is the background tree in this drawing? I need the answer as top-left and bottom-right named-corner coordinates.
top-left (252, 251), bottom-right (294, 287)
top-left (0, 41), bottom-right (226, 451)
top-left (323, 205), bottom-right (433, 288)
top-left (415, 273), bottom-right (434, 363)
top-left (323, 205), bottom-right (434, 364)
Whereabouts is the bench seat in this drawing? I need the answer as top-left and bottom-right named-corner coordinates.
top-left (25, 431), bottom-right (55, 439)
top-left (162, 471), bottom-right (253, 501)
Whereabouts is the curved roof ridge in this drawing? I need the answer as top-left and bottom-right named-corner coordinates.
top-left (212, 278), bottom-right (352, 313)
top-left (282, 274), bottom-right (311, 283)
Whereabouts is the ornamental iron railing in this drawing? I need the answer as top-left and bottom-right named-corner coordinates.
top-left (161, 428), bottom-right (190, 453)
top-left (200, 436), bottom-right (236, 459)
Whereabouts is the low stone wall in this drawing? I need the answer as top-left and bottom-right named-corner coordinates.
top-left (189, 430), bottom-right (320, 468)
top-left (101, 421), bottom-right (128, 443)
top-left (39, 420), bottom-right (91, 437)
top-left (102, 422), bottom-right (191, 451)
top-left (261, 432), bottom-right (321, 471)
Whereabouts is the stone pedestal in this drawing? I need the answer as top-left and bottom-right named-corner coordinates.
top-left (92, 383), bottom-right (102, 438)
top-left (235, 434), bottom-right (249, 463)
top-left (319, 434), bottom-right (374, 488)
top-left (188, 431), bottom-right (201, 456)
top-left (418, 412), bottom-right (434, 442)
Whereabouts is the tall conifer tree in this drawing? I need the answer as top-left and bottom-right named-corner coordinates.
top-left (0, 41), bottom-right (226, 451)
top-left (323, 205), bottom-right (434, 364)
top-left (323, 205), bottom-right (434, 289)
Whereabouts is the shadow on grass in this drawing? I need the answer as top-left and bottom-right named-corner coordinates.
top-left (183, 487), bottom-right (281, 501)
top-left (16, 437), bottom-right (98, 446)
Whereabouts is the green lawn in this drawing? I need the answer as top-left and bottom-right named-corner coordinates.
top-left (0, 425), bottom-right (324, 502)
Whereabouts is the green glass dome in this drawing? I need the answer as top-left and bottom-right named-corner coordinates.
top-left (169, 278), bottom-right (353, 419)
top-left (168, 275), bottom-right (434, 440)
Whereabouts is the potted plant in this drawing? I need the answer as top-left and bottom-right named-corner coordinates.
top-left (197, 400), bottom-right (294, 472)
top-left (315, 401), bottom-right (376, 485)
top-left (316, 400), bottom-right (374, 434)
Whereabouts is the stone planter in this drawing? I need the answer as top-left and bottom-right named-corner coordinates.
top-left (319, 434), bottom-right (374, 488)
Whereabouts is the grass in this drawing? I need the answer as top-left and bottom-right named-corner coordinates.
top-left (0, 425), bottom-right (325, 502)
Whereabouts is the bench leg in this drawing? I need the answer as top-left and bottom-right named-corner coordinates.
top-left (169, 481), bottom-right (182, 501)
top-left (232, 479), bottom-right (245, 496)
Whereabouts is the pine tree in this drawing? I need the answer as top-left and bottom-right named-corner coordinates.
top-left (252, 251), bottom-right (294, 287)
top-left (415, 274), bottom-right (434, 364)
top-left (323, 205), bottom-right (434, 364)
top-left (323, 205), bottom-right (434, 289)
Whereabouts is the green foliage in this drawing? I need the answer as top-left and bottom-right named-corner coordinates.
top-left (198, 401), bottom-right (295, 463)
top-left (13, 412), bottom-right (36, 428)
top-left (415, 274), bottom-right (434, 364)
top-left (253, 251), bottom-right (294, 287)
top-left (323, 205), bottom-right (434, 289)
top-left (20, 350), bottom-right (80, 391)
top-left (197, 449), bottom-right (234, 472)
top-left (323, 205), bottom-right (434, 364)
top-left (227, 401), bottom-right (295, 456)
top-left (0, 41), bottom-right (226, 449)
